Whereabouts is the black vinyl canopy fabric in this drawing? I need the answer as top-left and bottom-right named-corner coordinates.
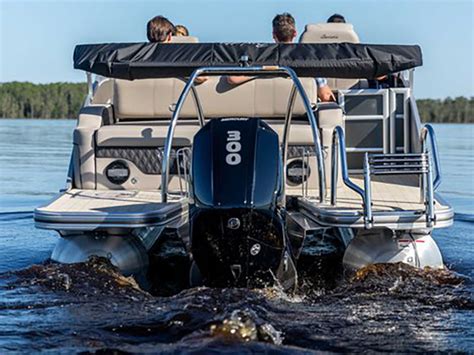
top-left (73, 42), bottom-right (422, 80)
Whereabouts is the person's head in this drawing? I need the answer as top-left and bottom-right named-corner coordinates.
top-left (272, 13), bottom-right (296, 43)
top-left (174, 25), bottom-right (189, 37)
top-left (327, 13), bottom-right (346, 23)
top-left (147, 15), bottom-right (174, 43)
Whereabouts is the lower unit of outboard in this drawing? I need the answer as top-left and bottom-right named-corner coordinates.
top-left (189, 118), bottom-right (296, 289)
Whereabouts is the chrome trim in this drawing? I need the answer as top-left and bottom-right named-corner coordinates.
top-left (420, 124), bottom-right (442, 190)
top-left (330, 126), bottom-right (366, 206)
top-left (161, 66), bottom-right (326, 203)
top-left (282, 84), bottom-right (297, 200)
top-left (189, 84), bottom-right (205, 127)
top-left (363, 153), bottom-right (373, 228)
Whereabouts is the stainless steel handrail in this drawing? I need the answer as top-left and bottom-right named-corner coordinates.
top-left (189, 85), bottom-right (206, 127)
top-left (161, 66), bottom-right (326, 203)
top-left (420, 124), bottom-right (441, 190)
top-left (281, 84), bottom-right (297, 202)
top-left (330, 124), bottom-right (440, 229)
top-left (281, 82), bottom-right (325, 203)
top-left (330, 126), bottom-right (369, 223)
top-left (363, 153), bottom-right (373, 229)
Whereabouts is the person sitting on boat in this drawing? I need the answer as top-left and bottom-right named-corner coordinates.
top-left (174, 24), bottom-right (189, 37)
top-left (327, 13), bottom-right (346, 23)
top-left (147, 15), bottom-right (175, 43)
top-left (147, 17), bottom-right (206, 84)
top-left (227, 13), bottom-right (335, 102)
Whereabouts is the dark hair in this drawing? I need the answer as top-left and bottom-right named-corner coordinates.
top-left (147, 15), bottom-right (175, 42)
top-left (174, 25), bottom-right (189, 37)
top-left (272, 13), bottom-right (296, 43)
top-left (327, 14), bottom-right (346, 23)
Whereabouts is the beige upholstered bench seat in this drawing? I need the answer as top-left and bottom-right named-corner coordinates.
top-left (96, 125), bottom-right (198, 147)
top-left (95, 121), bottom-right (317, 148)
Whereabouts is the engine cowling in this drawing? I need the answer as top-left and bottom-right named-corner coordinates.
top-left (189, 118), bottom-right (295, 288)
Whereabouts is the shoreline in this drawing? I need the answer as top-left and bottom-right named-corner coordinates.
top-left (0, 117), bottom-right (472, 124)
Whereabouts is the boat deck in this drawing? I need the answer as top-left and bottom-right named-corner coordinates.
top-left (297, 175), bottom-right (453, 229)
top-left (34, 189), bottom-right (187, 230)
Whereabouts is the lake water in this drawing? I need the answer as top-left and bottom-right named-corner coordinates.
top-left (0, 119), bottom-right (472, 352)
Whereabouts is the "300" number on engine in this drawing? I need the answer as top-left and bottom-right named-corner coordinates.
top-left (226, 131), bottom-right (241, 165)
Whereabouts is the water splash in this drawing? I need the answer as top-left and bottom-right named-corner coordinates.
top-left (9, 256), bottom-right (149, 300)
top-left (210, 309), bottom-right (283, 344)
top-left (0, 257), bottom-right (472, 353)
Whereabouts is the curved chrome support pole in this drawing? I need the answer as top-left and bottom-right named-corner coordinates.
top-left (281, 84), bottom-right (297, 200)
top-left (420, 124), bottom-right (441, 190)
top-left (331, 126), bottom-right (370, 227)
top-left (425, 157), bottom-right (435, 227)
top-left (330, 126), bottom-right (365, 202)
top-left (363, 153), bottom-right (373, 229)
top-left (162, 69), bottom-right (203, 202)
top-left (420, 124), bottom-right (440, 226)
top-left (161, 66), bottom-right (326, 204)
top-left (282, 69), bottom-right (325, 203)
top-left (190, 84), bottom-right (205, 127)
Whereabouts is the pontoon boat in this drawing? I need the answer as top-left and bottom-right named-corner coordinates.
top-left (34, 24), bottom-right (454, 289)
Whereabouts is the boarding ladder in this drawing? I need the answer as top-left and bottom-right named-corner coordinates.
top-left (331, 124), bottom-right (441, 229)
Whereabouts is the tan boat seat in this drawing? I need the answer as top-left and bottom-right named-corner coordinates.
top-left (300, 23), bottom-right (360, 43)
top-left (96, 121), bottom-right (318, 148)
top-left (112, 76), bottom-right (317, 121)
top-left (96, 124), bottom-right (198, 147)
top-left (299, 23), bottom-right (367, 90)
top-left (170, 36), bottom-right (199, 43)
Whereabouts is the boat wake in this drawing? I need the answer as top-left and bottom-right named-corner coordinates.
top-left (454, 212), bottom-right (474, 223)
top-left (0, 256), bottom-right (472, 353)
top-left (0, 211), bottom-right (34, 222)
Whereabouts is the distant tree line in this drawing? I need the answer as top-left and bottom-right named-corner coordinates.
top-left (0, 82), bottom-right (87, 119)
top-left (417, 97), bottom-right (473, 123)
top-left (0, 82), bottom-right (472, 123)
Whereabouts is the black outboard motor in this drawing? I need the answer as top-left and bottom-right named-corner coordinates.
top-left (190, 118), bottom-right (296, 289)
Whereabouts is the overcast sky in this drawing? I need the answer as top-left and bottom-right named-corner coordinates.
top-left (1, 0), bottom-right (473, 99)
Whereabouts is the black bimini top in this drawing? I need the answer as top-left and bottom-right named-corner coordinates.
top-left (73, 42), bottom-right (422, 80)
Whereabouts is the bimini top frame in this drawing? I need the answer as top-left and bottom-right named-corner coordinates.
top-left (160, 66), bottom-right (326, 204)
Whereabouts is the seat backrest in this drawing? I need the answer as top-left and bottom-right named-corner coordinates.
top-left (111, 77), bottom-right (317, 121)
top-left (170, 36), bottom-right (199, 43)
top-left (299, 23), bottom-right (360, 43)
top-left (300, 23), bottom-right (365, 90)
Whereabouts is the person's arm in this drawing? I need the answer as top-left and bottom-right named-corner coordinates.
top-left (318, 85), bottom-right (336, 102)
top-left (194, 76), bottom-right (208, 84)
top-left (316, 78), bottom-right (336, 102)
top-left (226, 76), bottom-right (253, 85)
